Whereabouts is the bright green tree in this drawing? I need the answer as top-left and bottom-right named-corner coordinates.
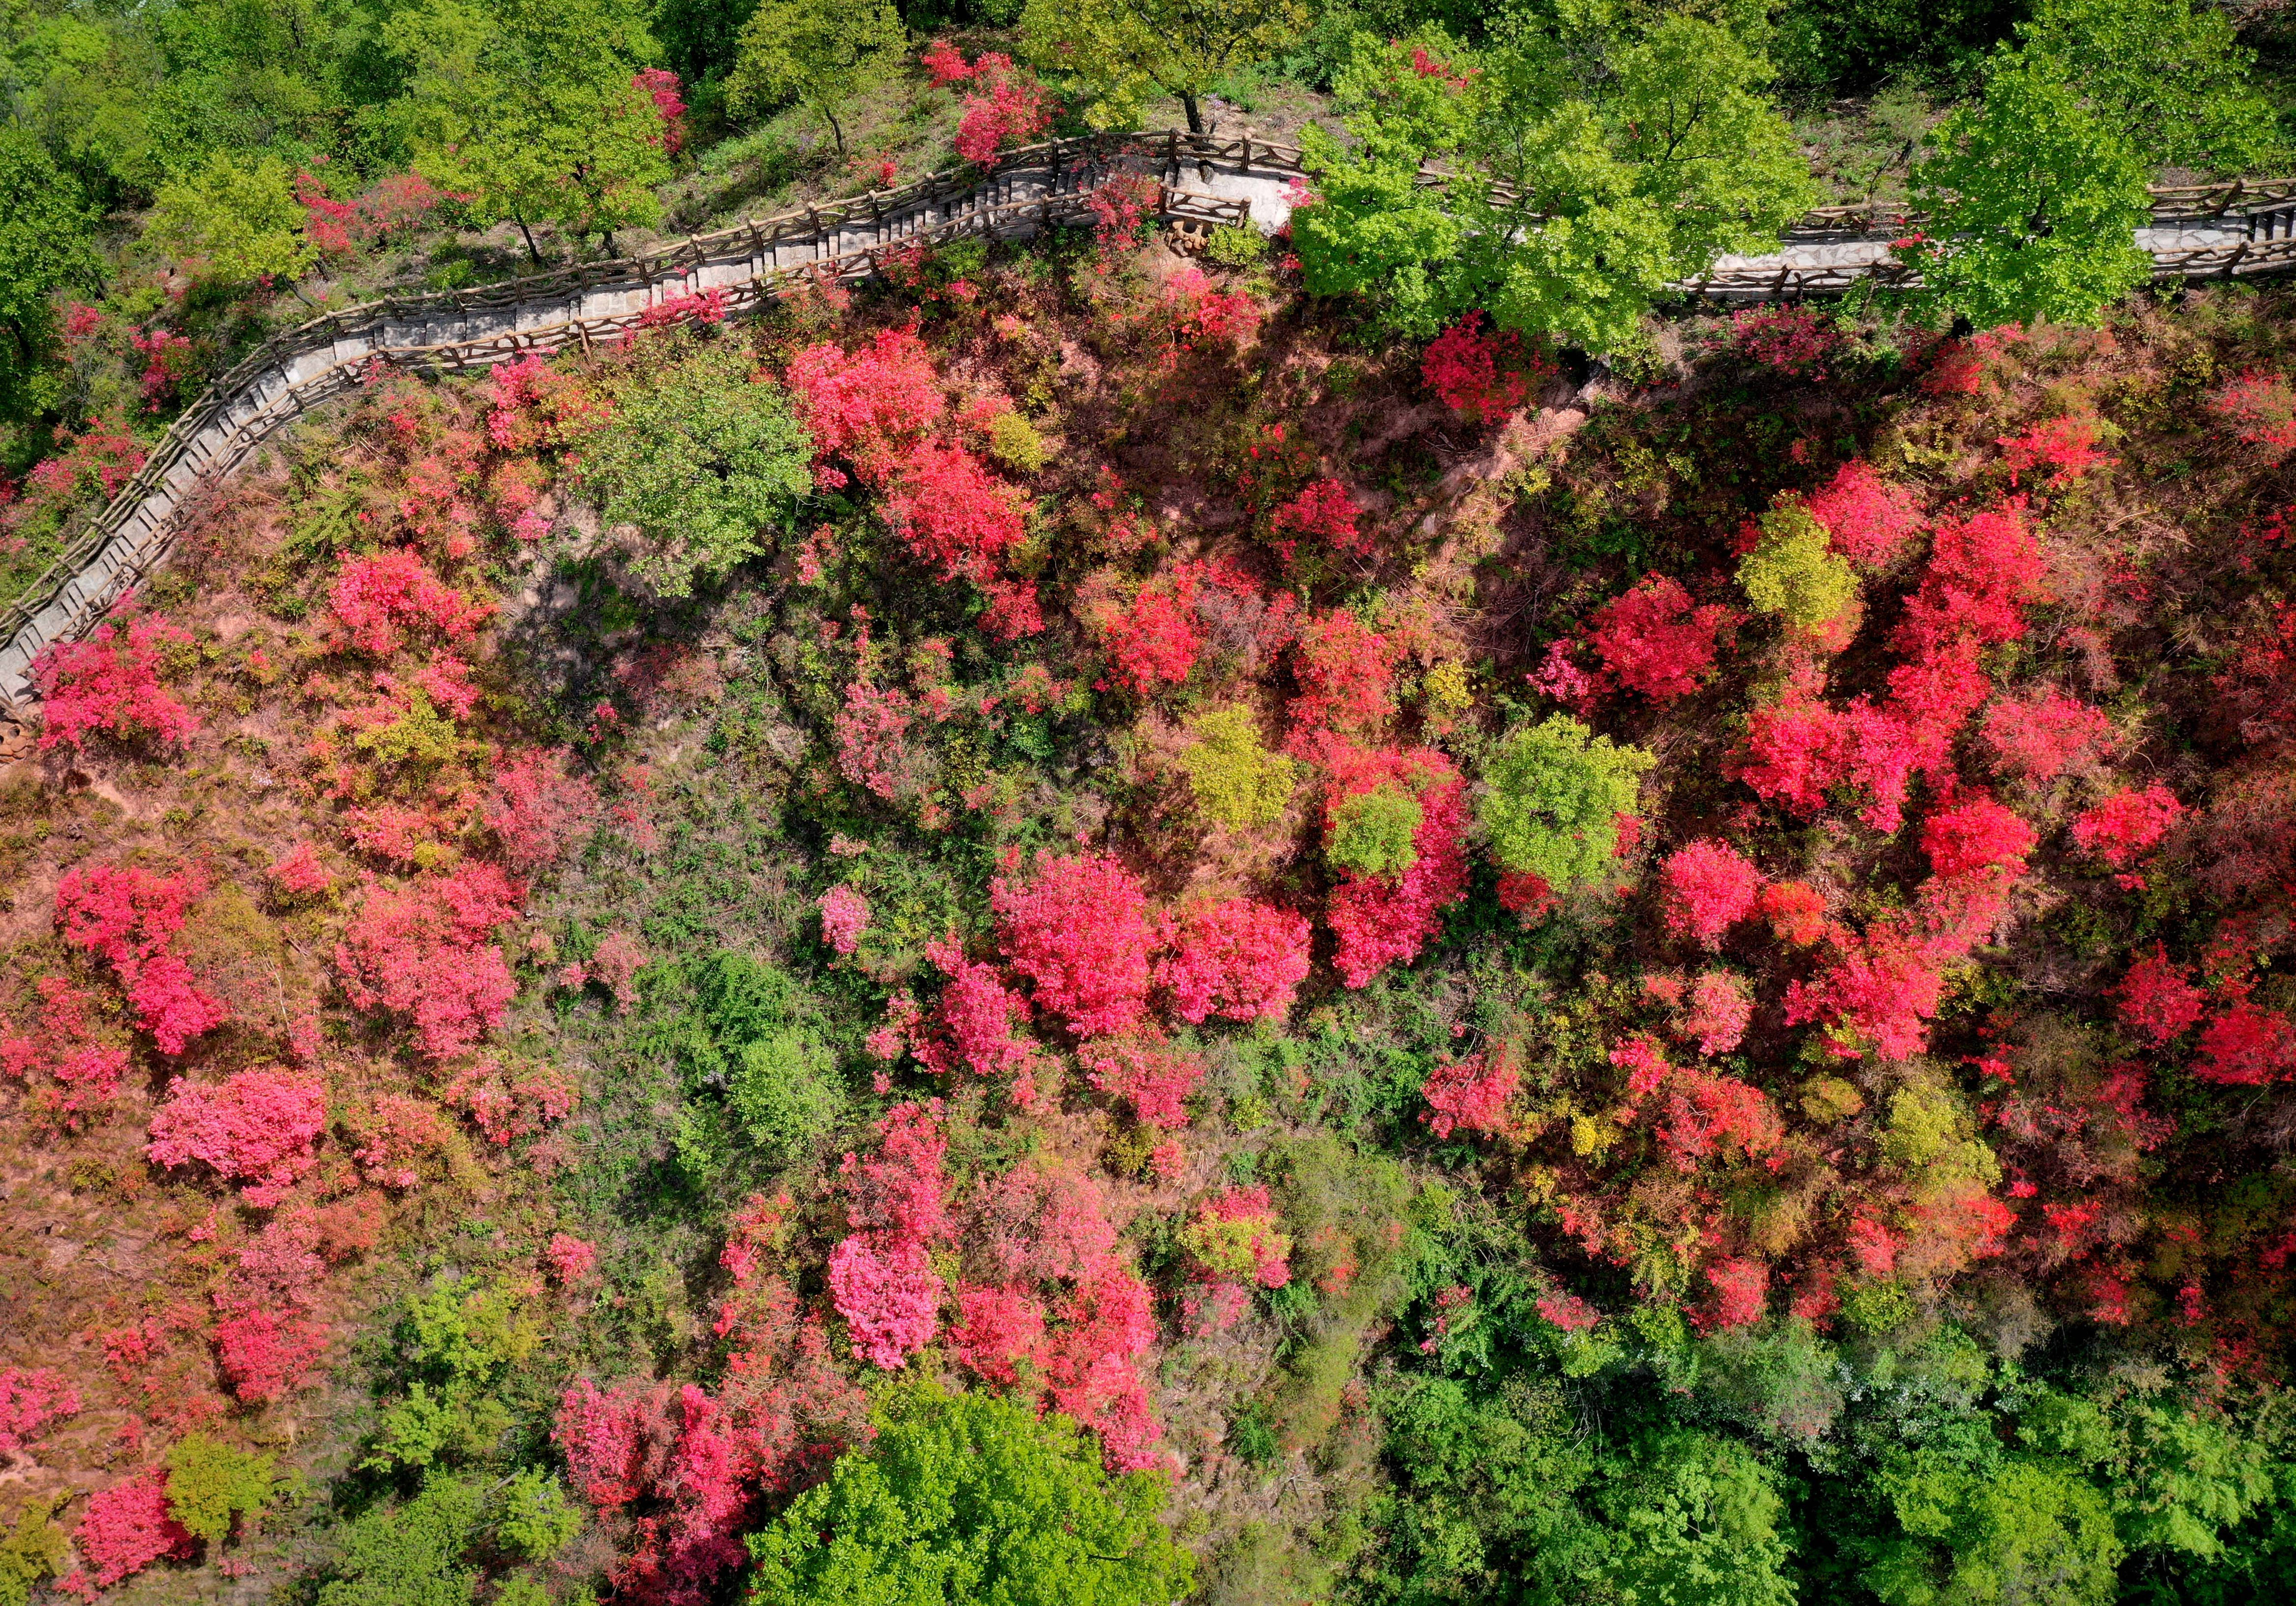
top-left (1476, 715), bottom-right (1653, 891)
top-left (724, 0), bottom-right (904, 153)
top-left (1902, 54), bottom-right (2152, 329)
top-left (1861, 1445), bottom-right (2123, 1606)
top-left (1179, 706), bottom-right (1296, 831)
top-left (1906, 0), bottom-right (2277, 328)
top-left (1294, 15), bottom-right (1817, 349)
top-left (163, 1434), bottom-right (278, 1546)
top-left (727, 1027), bottom-right (844, 1164)
top-left (571, 334), bottom-right (814, 599)
top-left (2020, 0), bottom-right (2278, 172)
top-left (317, 1471), bottom-right (485, 1606)
top-left (1329, 786), bottom-right (1424, 877)
top-left (0, 1499), bottom-right (68, 1606)
top-left (147, 150), bottom-right (316, 285)
top-left (1595, 1433), bottom-right (1798, 1606)
top-left (384, 0), bottom-right (670, 258)
top-left (745, 1383), bottom-right (1194, 1606)
top-left (1019, 0), bottom-right (1309, 134)
top-left (0, 127), bottom-right (102, 421)
top-left (1738, 503), bottom-right (1857, 631)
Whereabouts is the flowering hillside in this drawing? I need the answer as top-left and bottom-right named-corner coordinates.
top-left (6, 193), bottom-right (2296, 1605)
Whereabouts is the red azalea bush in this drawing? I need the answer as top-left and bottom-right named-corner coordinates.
top-left (1289, 607), bottom-right (1399, 740)
top-left (817, 886), bottom-right (869, 955)
top-left (1324, 747), bottom-right (1470, 987)
top-left (1421, 1047), bottom-right (1520, 1139)
top-left (785, 326), bottom-right (945, 487)
top-left (71, 1468), bottom-right (195, 1589)
top-left (1082, 1035), bottom-right (1205, 1129)
top-left (1803, 459), bottom-right (1922, 568)
top-left (2118, 947), bottom-right (2205, 1044)
top-left (1154, 898), bottom-right (1311, 1023)
top-left (884, 443), bottom-right (1026, 584)
top-left (1091, 566), bottom-right (1205, 696)
top-left (1981, 687), bottom-right (2114, 781)
top-left (53, 860), bottom-right (229, 1055)
top-left (1659, 840), bottom-right (1763, 946)
top-left (2194, 1000), bottom-right (2296, 1085)
top-left (0, 1367), bottom-right (80, 1457)
top-left (1582, 575), bottom-right (1733, 703)
top-left (1996, 414), bottom-right (2116, 488)
top-left (484, 748), bottom-right (602, 873)
top-left (991, 854), bottom-right (1154, 1037)
top-left (329, 548), bottom-right (492, 656)
top-left (1421, 313), bottom-right (1539, 421)
top-left (31, 605), bottom-right (198, 753)
top-left (334, 866), bottom-right (523, 1059)
top-left (2071, 785), bottom-right (2185, 869)
top-left (145, 1066), bottom-right (329, 1206)
top-left (2210, 367), bottom-right (2296, 459)
top-left (1267, 477), bottom-right (1367, 561)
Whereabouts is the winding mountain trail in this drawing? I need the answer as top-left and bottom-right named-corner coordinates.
top-left (4, 132), bottom-right (2290, 710)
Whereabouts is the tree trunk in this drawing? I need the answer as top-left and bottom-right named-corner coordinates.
top-left (516, 216), bottom-right (543, 264)
top-left (825, 104), bottom-right (846, 154)
top-left (1182, 92), bottom-right (1203, 135)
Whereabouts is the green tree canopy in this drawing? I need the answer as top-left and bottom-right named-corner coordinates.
top-left (0, 126), bottom-right (101, 421)
top-left (1020, 0), bottom-right (1309, 135)
top-left (383, 0), bottom-right (669, 257)
top-left (147, 150), bottom-right (316, 286)
top-left (745, 1383), bottom-right (1194, 1606)
top-left (163, 1434), bottom-right (278, 1546)
top-left (725, 0), bottom-right (904, 153)
top-left (1861, 1443), bottom-right (2124, 1606)
top-left (571, 333), bottom-right (813, 599)
top-left (1476, 714), bottom-right (1653, 891)
top-left (1294, 13), bottom-right (1816, 350)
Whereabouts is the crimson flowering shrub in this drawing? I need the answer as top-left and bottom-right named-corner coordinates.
top-left (31, 604), bottom-right (197, 753)
top-left (1996, 414), bottom-right (2116, 489)
top-left (1086, 565), bottom-right (1206, 696)
top-left (1581, 575), bottom-right (1733, 702)
top-left (1081, 1035), bottom-right (1205, 1128)
top-left (145, 1067), bottom-right (328, 1207)
top-left (483, 748), bottom-right (602, 872)
top-left (334, 866), bottom-right (522, 1059)
top-left (1421, 313), bottom-right (1540, 421)
top-left (2071, 785), bottom-right (2185, 871)
top-left (1732, 305), bottom-right (1837, 376)
top-left (329, 547), bottom-right (492, 655)
top-left (54, 860), bottom-right (229, 1055)
top-left (5, 415), bottom-right (144, 535)
top-left (1420, 1046), bottom-right (1520, 1139)
top-left (785, 326), bottom-right (945, 488)
top-left (1756, 880), bottom-right (1831, 945)
top-left (1659, 840), bottom-right (1763, 946)
top-left (908, 939), bottom-right (1038, 1096)
top-left (1921, 793), bottom-right (2037, 883)
top-left (828, 1236), bottom-right (943, 1368)
top-left (590, 931), bottom-right (648, 1013)
top-left (70, 1468), bottom-right (194, 1589)
top-left (1084, 172), bottom-right (1162, 265)
top-left (1154, 898), bottom-right (1311, 1023)
top-left (884, 443), bottom-right (1026, 584)
top-left (991, 854), bottom-right (1154, 1037)
top-left (0, 1367), bottom-right (80, 1456)
top-left (1677, 970), bottom-right (1753, 1056)
top-left (267, 841), bottom-right (332, 897)
top-left (1981, 687), bottom-right (2114, 781)
top-left (1803, 459), bottom-right (1922, 569)
top-left (2210, 367), bottom-right (2296, 460)
top-left (1323, 747), bottom-right (1469, 987)
top-left (816, 886), bottom-right (869, 955)
top-left (2194, 1000), bottom-right (2296, 1085)
top-left (437, 1056), bottom-right (577, 1146)
top-left (1289, 607), bottom-right (1399, 741)
top-left (925, 50), bottom-right (1053, 164)
top-left (1893, 498), bottom-right (2043, 660)
top-left (1699, 1258), bottom-right (1770, 1331)
top-left (214, 1306), bottom-right (330, 1405)
top-left (2117, 947), bottom-right (2205, 1044)
top-left (1161, 267), bottom-right (1261, 350)
top-left (833, 682), bottom-right (923, 800)
top-left (1266, 477), bottom-right (1367, 562)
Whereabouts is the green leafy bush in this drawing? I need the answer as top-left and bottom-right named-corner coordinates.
top-left (1179, 707), bottom-right (1298, 830)
top-left (1475, 716), bottom-right (1654, 890)
top-left (1328, 786), bottom-right (1423, 877)
top-left (163, 1433), bottom-right (277, 1545)
top-left (1737, 504), bottom-right (1858, 631)
top-left (574, 335), bottom-right (814, 598)
top-left (747, 1383), bottom-right (1194, 1606)
top-left (727, 1027), bottom-right (844, 1164)
top-left (317, 1472), bottom-right (484, 1606)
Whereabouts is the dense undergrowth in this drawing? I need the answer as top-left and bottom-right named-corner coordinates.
top-left (5, 173), bottom-right (2296, 1604)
